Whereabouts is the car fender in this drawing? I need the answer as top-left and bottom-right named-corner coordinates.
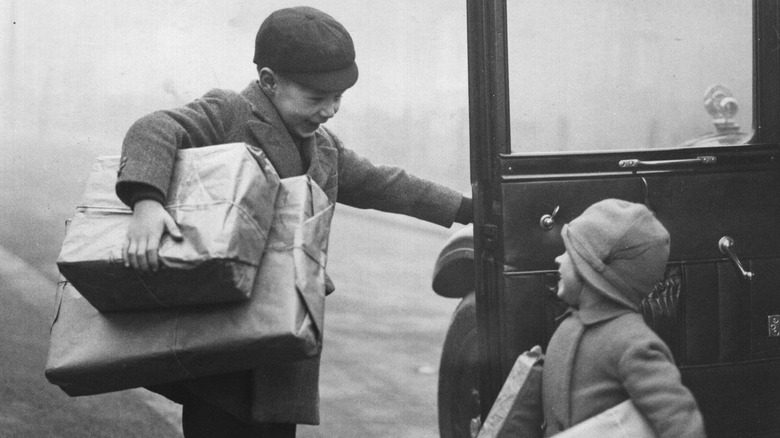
top-left (432, 224), bottom-right (474, 299)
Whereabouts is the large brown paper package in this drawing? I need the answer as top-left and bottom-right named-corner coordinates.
top-left (45, 175), bottom-right (333, 397)
top-left (56, 143), bottom-right (280, 311)
top-left (477, 347), bottom-right (544, 438)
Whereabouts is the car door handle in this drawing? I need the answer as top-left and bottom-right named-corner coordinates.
top-left (619, 156), bottom-right (717, 168)
top-left (539, 206), bottom-right (560, 231)
top-left (718, 236), bottom-right (755, 281)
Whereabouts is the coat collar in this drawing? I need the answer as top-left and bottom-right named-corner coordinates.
top-left (303, 130), bottom-right (338, 192)
top-left (576, 285), bottom-right (634, 326)
top-left (240, 81), bottom-right (337, 188)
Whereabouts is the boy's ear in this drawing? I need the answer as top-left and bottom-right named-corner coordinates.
top-left (258, 67), bottom-right (278, 94)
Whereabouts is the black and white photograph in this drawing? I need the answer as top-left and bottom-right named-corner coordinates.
top-left (2, 1), bottom-right (778, 437)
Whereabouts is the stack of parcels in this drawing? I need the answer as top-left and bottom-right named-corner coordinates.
top-left (56, 142), bottom-right (280, 311)
top-left (45, 144), bottom-right (334, 397)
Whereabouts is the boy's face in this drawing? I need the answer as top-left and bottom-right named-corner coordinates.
top-left (555, 252), bottom-right (583, 306)
top-left (270, 75), bottom-right (344, 140)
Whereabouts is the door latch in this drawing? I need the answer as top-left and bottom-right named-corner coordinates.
top-left (718, 236), bottom-right (755, 281)
top-left (539, 206), bottom-right (560, 231)
top-left (619, 156), bottom-right (717, 168)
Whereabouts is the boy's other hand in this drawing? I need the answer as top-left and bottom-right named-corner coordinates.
top-left (123, 199), bottom-right (183, 273)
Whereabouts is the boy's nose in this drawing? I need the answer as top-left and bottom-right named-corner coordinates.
top-left (319, 100), bottom-right (339, 119)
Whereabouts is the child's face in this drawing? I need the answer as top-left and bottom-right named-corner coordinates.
top-left (555, 252), bottom-right (583, 306)
top-left (271, 76), bottom-right (344, 140)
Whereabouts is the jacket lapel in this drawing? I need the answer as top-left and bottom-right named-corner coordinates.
top-left (246, 120), bottom-right (303, 178)
top-left (241, 81), bottom-right (304, 179)
top-left (304, 131), bottom-right (337, 193)
top-left (559, 311), bottom-right (585, 428)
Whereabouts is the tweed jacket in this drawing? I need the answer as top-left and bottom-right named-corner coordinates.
top-left (115, 81), bottom-right (464, 425)
top-left (542, 288), bottom-right (706, 437)
top-left (117, 80), bottom-right (463, 226)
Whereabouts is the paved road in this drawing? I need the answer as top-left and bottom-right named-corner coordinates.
top-left (1, 189), bottom-right (461, 437)
top-left (0, 246), bottom-right (182, 437)
top-left (303, 209), bottom-right (461, 437)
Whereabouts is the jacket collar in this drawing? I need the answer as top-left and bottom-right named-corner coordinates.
top-left (241, 80), bottom-right (304, 178)
top-left (304, 129), bottom-right (337, 192)
top-left (576, 285), bottom-right (634, 326)
top-left (240, 81), bottom-right (337, 187)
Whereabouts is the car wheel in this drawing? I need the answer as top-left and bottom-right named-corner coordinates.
top-left (438, 292), bottom-right (480, 438)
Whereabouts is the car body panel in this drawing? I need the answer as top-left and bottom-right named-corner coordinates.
top-left (439, 1), bottom-right (780, 437)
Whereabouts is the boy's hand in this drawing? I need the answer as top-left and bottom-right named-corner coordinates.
top-left (123, 199), bottom-right (183, 273)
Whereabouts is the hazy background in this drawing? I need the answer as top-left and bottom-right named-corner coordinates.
top-left (2, 3), bottom-right (472, 436)
top-left (505, 0), bottom-right (752, 153)
top-left (2, 0), bottom-right (472, 281)
top-left (0, 1), bottom-right (755, 436)
top-left (2, 0), bottom-right (753, 253)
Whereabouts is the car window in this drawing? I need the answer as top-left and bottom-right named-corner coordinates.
top-left (506, 0), bottom-right (753, 153)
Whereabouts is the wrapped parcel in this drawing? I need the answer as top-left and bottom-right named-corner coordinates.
top-left (56, 143), bottom-right (280, 311)
top-left (46, 175), bottom-right (333, 396)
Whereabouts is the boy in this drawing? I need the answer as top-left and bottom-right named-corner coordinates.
top-left (116, 6), bottom-right (472, 438)
top-left (542, 199), bottom-right (705, 437)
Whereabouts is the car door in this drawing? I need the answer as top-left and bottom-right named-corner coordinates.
top-left (469, 1), bottom-right (780, 436)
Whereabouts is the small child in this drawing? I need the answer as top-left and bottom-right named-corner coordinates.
top-left (542, 199), bottom-right (706, 437)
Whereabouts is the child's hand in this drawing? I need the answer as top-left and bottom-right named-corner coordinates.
top-left (123, 199), bottom-right (183, 273)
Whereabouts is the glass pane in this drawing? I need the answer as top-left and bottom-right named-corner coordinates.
top-left (506, 1), bottom-right (753, 153)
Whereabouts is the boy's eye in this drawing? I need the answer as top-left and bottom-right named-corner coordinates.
top-left (307, 94), bottom-right (342, 103)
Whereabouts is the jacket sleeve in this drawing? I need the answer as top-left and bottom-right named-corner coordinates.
top-left (327, 129), bottom-right (465, 228)
top-left (115, 89), bottom-right (242, 206)
top-left (618, 333), bottom-right (707, 438)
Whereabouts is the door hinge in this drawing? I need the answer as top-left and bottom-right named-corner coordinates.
top-left (481, 224), bottom-right (498, 250)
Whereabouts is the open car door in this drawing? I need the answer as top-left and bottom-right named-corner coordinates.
top-left (469, 1), bottom-right (780, 436)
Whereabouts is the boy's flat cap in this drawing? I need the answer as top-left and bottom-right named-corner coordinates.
top-left (253, 6), bottom-right (359, 91)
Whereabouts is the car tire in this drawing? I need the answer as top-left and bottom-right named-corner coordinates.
top-left (438, 292), bottom-right (480, 438)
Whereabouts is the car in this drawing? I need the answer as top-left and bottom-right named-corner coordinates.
top-left (433, 1), bottom-right (780, 437)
